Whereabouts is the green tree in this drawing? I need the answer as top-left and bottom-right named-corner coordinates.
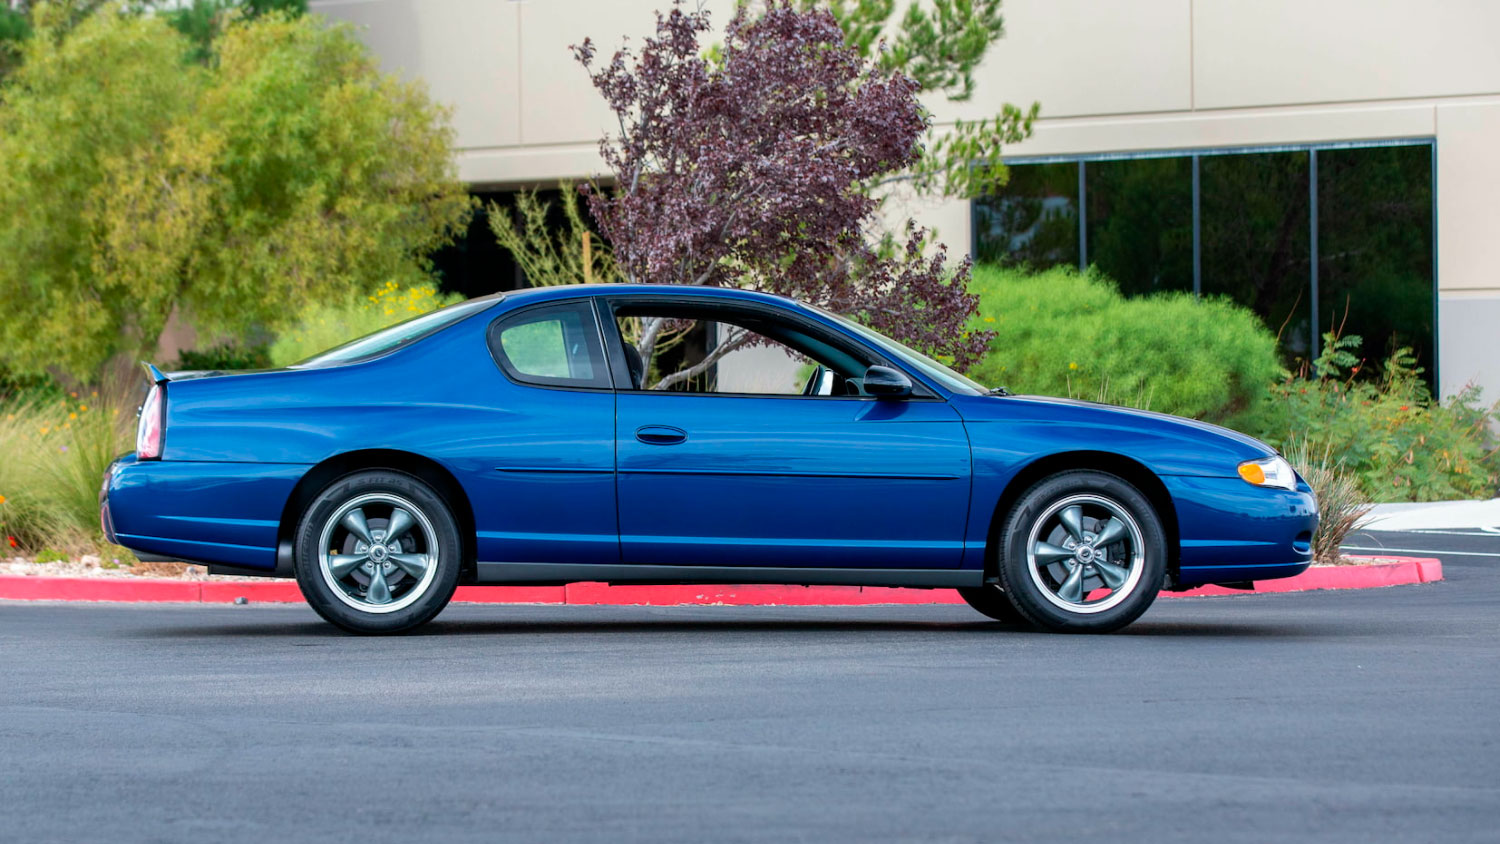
top-left (0, 3), bottom-right (30, 80)
top-left (163, 0), bottom-right (306, 63)
top-left (0, 3), bottom-right (472, 379)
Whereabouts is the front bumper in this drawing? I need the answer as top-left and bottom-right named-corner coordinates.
top-left (1165, 475), bottom-right (1318, 587)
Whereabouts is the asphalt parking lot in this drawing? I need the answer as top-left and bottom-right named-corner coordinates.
top-left (2, 532), bottom-right (1497, 844)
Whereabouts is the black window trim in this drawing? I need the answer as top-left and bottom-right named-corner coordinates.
top-left (487, 298), bottom-right (616, 392)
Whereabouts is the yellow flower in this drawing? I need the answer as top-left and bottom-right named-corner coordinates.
top-left (982, 316), bottom-right (995, 323)
top-left (1068, 362), bottom-right (1078, 370)
top-left (79, 405), bottom-right (88, 412)
top-left (68, 412), bottom-right (78, 420)
top-left (39, 426), bottom-right (49, 436)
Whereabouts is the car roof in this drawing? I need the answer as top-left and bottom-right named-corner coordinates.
top-left (498, 283), bottom-right (806, 309)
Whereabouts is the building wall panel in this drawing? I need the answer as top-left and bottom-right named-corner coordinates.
top-left (1193, 0), bottom-right (1500, 109)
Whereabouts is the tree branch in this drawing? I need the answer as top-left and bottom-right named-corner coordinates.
top-left (650, 327), bottom-right (752, 390)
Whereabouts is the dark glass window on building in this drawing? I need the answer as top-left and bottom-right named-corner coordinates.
top-left (974, 142), bottom-right (1436, 387)
top-left (1317, 145), bottom-right (1434, 384)
top-left (1200, 151), bottom-right (1313, 363)
top-left (1085, 157), bottom-right (1193, 297)
top-left (973, 162), bottom-right (1078, 270)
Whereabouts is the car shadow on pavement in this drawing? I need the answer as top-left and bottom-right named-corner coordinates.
top-left (128, 614), bottom-right (1378, 640)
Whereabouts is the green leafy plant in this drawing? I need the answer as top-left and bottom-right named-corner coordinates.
top-left (966, 264), bottom-right (1284, 428)
top-left (171, 341), bottom-right (272, 372)
top-left (268, 281), bottom-right (463, 368)
top-left (488, 187), bottom-right (618, 288)
top-left (0, 3), bottom-right (472, 380)
top-left (1260, 333), bottom-right (1499, 502)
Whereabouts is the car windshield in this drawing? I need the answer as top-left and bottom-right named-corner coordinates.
top-left (292, 297), bottom-right (497, 369)
top-left (814, 307), bottom-right (988, 395)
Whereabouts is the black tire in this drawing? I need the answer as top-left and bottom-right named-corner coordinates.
top-left (996, 470), bottom-right (1165, 633)
top-left (294, 470), bottom-right (462, 634)
top-left (955, 585), bottom-right (1031, 626)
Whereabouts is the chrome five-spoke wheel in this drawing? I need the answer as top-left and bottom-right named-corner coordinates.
top-left (998, 470), bottom-right (1166, 633)
top-left (318, 493), bottom-right (439, 613)
top-left (296, 470), bottom-right (462, 634)
top-left (1026, 494), bottom-right (1144, 614)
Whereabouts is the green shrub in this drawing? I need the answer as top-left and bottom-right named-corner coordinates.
top-left (171, 340), bottom-right (272, 372)
top-left (0, 391), bottom-right (134, 555)
top-left (1258, 334), bottom-right (1499, 502)
top-left (269, 281), bottom-right (463, 367)
top-left (967, 264), bottom-right (1283, 428)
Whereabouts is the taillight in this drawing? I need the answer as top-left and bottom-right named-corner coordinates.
top-left (137, 384), bottom-right (164, 460)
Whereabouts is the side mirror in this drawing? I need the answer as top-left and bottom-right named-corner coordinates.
top-left (863, 365), bottom-right (912, 399)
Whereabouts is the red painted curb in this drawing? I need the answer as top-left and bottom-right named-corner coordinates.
top-left (0, 556), bottom-right (1442, 606)
top-left (1169, 557), bottom-right (1442, 598)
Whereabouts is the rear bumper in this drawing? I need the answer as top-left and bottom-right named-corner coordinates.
top-left (101, 455), bottom-right (306, 571)
top-left (1165, 475), bottom-right (1318, 587)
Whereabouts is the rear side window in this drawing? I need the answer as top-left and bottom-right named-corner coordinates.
top-left (488, 301), bottom-right (611, 389)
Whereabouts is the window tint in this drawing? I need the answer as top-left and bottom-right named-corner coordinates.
top-left (489, 302), bottom-right (610, 389)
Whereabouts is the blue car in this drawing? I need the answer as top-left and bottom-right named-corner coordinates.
top-left (100, 284), bottom-right (1317, 634)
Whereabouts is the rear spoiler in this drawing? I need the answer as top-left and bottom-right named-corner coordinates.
top-left (141, 361), bottom-right (237, 383)
top-left (142, 362), bottom-right (170, 385)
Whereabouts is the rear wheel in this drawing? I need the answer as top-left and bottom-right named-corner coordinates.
top-left (997, 470), bottom-right (1165, 633)
top-left (294, 470), bottom-right (461, 634)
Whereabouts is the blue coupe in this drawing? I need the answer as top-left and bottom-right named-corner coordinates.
top-left (101, 284), bottom-right (1317, 633)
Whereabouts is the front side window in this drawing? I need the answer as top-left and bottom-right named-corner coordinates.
top-left (610, 302), bottom-right (904, 398)
top-left (489, 302), bottom-right (610, 389)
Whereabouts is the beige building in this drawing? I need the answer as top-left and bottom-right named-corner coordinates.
top-left (310, 0), bottom-right (1499, 403)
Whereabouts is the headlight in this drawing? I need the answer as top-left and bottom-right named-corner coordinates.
top-left (1237, 455), bottom-right (1297, 491)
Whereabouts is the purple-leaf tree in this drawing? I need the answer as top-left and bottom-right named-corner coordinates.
top-left (574, 0), bottom-right (992, 386)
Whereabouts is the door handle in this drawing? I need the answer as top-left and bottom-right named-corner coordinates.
top-left (635, 425), bottom-right (687, 445)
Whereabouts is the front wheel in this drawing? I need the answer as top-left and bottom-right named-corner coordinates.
top-left (996, 471), bottom-right (1166, 633)
top-left (294, 470), bottom-right (462, 634)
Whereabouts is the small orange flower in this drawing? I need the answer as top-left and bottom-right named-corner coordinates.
top-left (6, 536), bottom-right (16, 549)
top-left (0, 494), bottom-right (7, 505)
top-left (1398, 405), bottom-right (1409, 411)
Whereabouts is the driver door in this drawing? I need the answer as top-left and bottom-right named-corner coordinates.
top-left (608, 299), bottom-right (973, 571)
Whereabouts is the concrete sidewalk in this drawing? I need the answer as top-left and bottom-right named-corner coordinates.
top-left (1360, 498), bottom-right (1500, 532)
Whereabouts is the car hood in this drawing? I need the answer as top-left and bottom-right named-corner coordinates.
top-left (951, 392), bottom-right (1278, 478)
top-left (999, 394), bottom-right (1275, 453)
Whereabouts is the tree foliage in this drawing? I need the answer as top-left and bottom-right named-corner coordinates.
top-left (792, 0), bottom-right (1038, 199)
top-left (574, 2), bottom-right (990, 373)
top-left (487, 188), bottom-right (618, 289)
top-left (0, 3), bottom-right (472, 378)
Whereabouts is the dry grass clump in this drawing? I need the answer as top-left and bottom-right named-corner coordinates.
top-left (0, 384), bottom-right (137, 556)
top-left (1285, 438), bottom-right (1373, 565)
